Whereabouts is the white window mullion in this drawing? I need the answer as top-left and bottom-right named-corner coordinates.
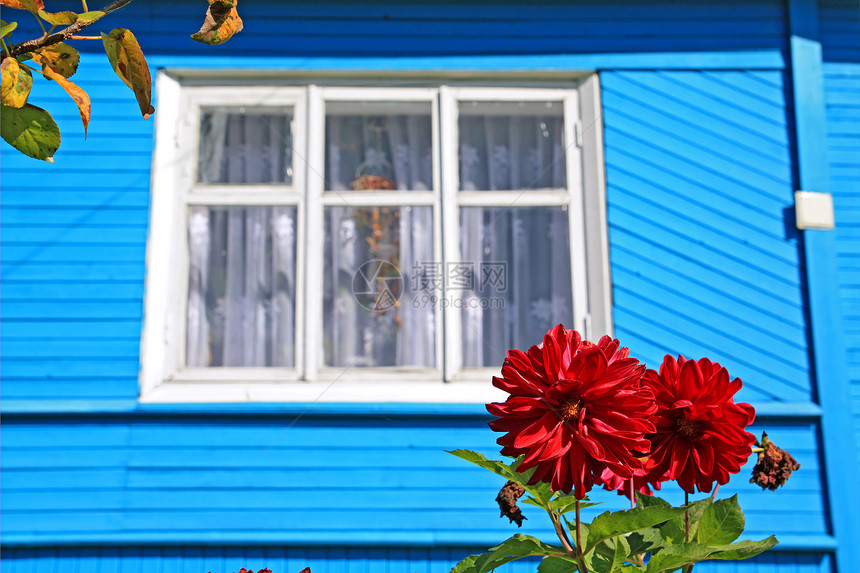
top-left (565, 92), bottom-right (590, 336)
top-left (304, 84), bottom-right (325, 381)
top-left (439, 86), bottom-right (463, 381)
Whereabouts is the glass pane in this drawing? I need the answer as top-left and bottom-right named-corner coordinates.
top-left (324, 205), bottom-right (436, 367)
top-left (459, 206), bottom-right (573, 367)
top-left (186, 206), bottom-right (297, 367)
top-left (325, 101), bottom-right (433, 191)
top-left (198, 107), bottom-right (293, 184)
top-left (459, 101), bottom-right (566, 191)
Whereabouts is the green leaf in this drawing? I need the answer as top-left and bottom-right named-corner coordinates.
top-left (585, 536), bottom-right (629, 573)
top-left (585, 505), bottom-right (688, 553)
top-left (1, 57), bottom-right (32, 108)
top-left (450, 554), bottom-right (479, 573)
top-left (697, 495), bottom-right (744, 546)
top-left (626, 526), bottom-right (666, 555)
top-left (191, 0), bottom-right (243, 45)
top-left (37, 9), bottom-right (77, 26)
top-left (76, 10), bottom-right (104, 23)
top-left (101, 28), bottom-right (154, 118)
top-left (538, 555), bottom-right (580, 573)
top-left (474, 534), bottom-right (567, 573)
top-left (0, 20), bottom-right (17, 39)
top-left (446, 450), bottom-right (553, 507)
top-left (644, 542), bottom-right (712, 573)
top-left (1, 103), bottom-right (60, 161)
top-left (549, 493), bottom-right (601, 516)
top-left (635, 492), bottom-right (672, 508)
top-left (707, 536), bottom-right (778, 560)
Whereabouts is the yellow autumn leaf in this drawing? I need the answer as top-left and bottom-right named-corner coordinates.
top-left (35, 42), bottom-right (80, 78)
top-left (101, 28), bottom-right (155, 118)
top-left (1, 57), bottom-right (32, 108)
top-left (0, 0), bottom-right (44, 14)
top-left (37, 9), bottom-right (77, 26)
top-left (191, 0), bottom-right (243, 45)
top-left (32, 52), bottom-right (91, 137)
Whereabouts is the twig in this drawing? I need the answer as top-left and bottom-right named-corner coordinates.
top-left (3, 0), bottom-right (137, 58)
top-left (549, 513), bottom-right (576, 555)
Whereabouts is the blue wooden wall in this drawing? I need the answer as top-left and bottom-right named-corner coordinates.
top-left (2, 0), bottom-right (855, 571)
top-left (819, 0), bottom-right (860, 477)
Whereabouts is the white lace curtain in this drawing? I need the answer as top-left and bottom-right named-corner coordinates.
top-left (187, 111), bottom-right (297, 367)
top-left (458, 112), bottom-right (572, 367)
top-left (323, 114), bottom-right (435, 367)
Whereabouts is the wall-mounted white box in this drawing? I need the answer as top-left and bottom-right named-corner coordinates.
top-left (795, 191), bottom-right (835, 230)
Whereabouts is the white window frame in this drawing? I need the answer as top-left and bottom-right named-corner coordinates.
top-left (139, 72), bottom-right (611, 404)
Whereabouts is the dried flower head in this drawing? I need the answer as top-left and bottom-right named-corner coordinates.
top-left (496, 480), bottom-right (527, 527)
top-left (750, 432), bottom-right (800, 491)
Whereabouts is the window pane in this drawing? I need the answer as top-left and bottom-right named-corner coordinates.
top-left (186, 206), bottom-right (297, 367)
top-left (198, 107), bottom-right (293, 184)
top-left (325, 101), bottom-right (433, 191)
top-left (460, 206), bottom-right (573, 367)
top-left (459, 101), bottom-right (566, 191)
top-left (324, 205), bottom-right (435, 367)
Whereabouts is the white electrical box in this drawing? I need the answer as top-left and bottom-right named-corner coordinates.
top-left (795, 191), bottom-right (835, 230)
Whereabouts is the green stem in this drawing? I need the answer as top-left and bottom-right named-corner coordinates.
top-left (575, 500), bottom-right (589, 573)
top-left (549, 512), bottom-right (575, 555)
top-left (683, 492), bottom-right (693, 573)
top-left (32, 12), bottom-right (48, 36)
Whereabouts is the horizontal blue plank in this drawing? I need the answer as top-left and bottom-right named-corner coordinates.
top-left (0, 283), bottom-right (145, 301)
top-left (0, 302), bottom-right (144, 320)
top-left (0, 208), bottom-right (150, 226)
top-left (0, 263), bottom-right (146, 281)
top-left (0, 360), bottom-right (141, 379)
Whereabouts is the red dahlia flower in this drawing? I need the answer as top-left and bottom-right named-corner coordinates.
top-left (487, 325), bottom-right (656, 499)
top-left (643, 355), bottom-right (756, 494)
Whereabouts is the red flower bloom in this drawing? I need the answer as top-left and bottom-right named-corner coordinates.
top-left (487, 325), bottom-right (656, 499)
top-left (643, 355), bottom-right (756, 494)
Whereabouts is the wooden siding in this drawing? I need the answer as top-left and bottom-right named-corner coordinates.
top-left (0, 416), bottom-right (829, 548)
top-left (820, 0), bottom-right (860, 472)
top-left (0, 547), bottom-right (834, 573)
top-left (600, 70), bottom-right (810, 403)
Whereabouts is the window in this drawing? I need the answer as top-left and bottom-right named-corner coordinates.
top-left (140, 75), bottom-right (610, 403)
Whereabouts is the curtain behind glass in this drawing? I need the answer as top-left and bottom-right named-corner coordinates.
top-left (461, 207), bottom-right (573, 367)
top-left (188, 106), bottom-right (297, 368)
top-left (323, 206), bottom-right (435, 368)
top-left (198, 108), bottom-right (293, 185)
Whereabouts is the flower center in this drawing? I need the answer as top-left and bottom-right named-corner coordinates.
top-left (675, 416), bottom-right (704, 439)
top-left (560, 398), bottom-right (584, 421)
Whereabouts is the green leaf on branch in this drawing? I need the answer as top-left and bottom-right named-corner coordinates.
top-left (538, 555), bottom-right (580, 573)
top-left (585, 536), bottom-right (629, 573)
top-left (644, 542), bottom-right (712, 573)
top-left (706, 536), bottom-right (778, 559)
top-left (635, 493), bottom-right (672, 508)
top-left (1, 103), bottom-right (60, 161)
top-left (626, 526), bottom-right (667, 555)
top-left (1, 57), bottom-right (32, 108)
top-left (585, 505), bottom-right (688, 552)
top-left (35, 43), bottom-right (80, 78)
top-left (0, 20), bottom-right (17, 39)
top-left (37, 9), bottom-right (78, 26)
top-left (548, 493), bottom-right (601, 516)
top-left (474, 534), bottom-right (567, 573)
top-left (101, 28), bottom-right (154, 118)
top-left (32, 53), bottom-right (90, 137)
top-left (697, 495), bottom-right (744, 546)
top-left (446, 450), bottom-right (553, 506)
top-left (450, 554), bottom-right (479, 573)
top-left (77, 10), bottom-right (105, 23)
top-left (191, 0), bottom-right (243, 45)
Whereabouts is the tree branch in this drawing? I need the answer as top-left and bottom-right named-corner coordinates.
top-left (2, 0), bottom-right (137, 58)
